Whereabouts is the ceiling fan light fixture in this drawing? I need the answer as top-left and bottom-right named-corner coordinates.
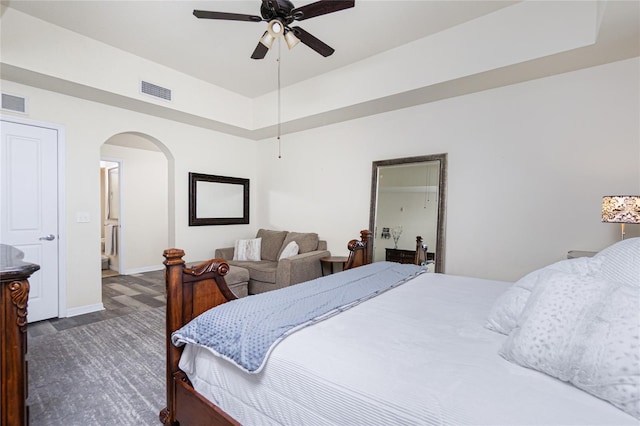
top-left (194, 0), bottom-right (354, 59)
top-left (267, 19), bottom-right (284, 38)
top-left (284, 29), bottom-right (300, 49)
top-left (259, 31), bottom-right (276, 48)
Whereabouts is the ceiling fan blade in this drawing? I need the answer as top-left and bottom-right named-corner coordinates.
top-left (291, 26), bottom-right (335, 57)
top-left (193, 10), bottom-right (262, 22)
top-left (251, 38), bottom-right (270, 60)
top-left (292, 0), bottom-right (354, 21)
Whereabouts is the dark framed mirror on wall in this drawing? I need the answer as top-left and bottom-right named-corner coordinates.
top-left (189, 172), bottom-right (249, 226)
top-left (369, 153), bottom-right (447, 272)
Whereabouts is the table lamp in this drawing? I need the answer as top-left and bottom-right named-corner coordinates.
top-left (601, 195), bottom-right (640, 239)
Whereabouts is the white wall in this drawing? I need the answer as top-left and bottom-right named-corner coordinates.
top-left (1, 57), bottom-right (637, 314)
top-left (255, 58), bottom-right (640, 282)
top-left (0, 79), bottom-right (259, 314)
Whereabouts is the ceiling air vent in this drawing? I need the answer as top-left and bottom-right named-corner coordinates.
top-left (1, 93), bottom-right (27, 113)
top-left (140, 80), bottom-right (172, 101)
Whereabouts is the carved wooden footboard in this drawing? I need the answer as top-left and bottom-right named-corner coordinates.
top-left (160, 249), bottom-right (239, 426)
top-left (344, 230), bottom-right (372, 270)
top-left (160, 231), bottom-right (372, 425)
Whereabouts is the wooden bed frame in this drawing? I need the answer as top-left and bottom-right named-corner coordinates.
top-left (159, 230), bottom-right (372, 425)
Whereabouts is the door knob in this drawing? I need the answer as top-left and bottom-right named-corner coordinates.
top-left (39, 234), bottom-right (56, 241)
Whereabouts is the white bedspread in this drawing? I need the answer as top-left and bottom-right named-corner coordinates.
top-left (179, 273), bottom-right (638, 425)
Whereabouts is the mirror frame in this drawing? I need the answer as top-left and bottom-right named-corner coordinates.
top-left (107, 167), bottom-right (119, 220)
top-left (189, 172), bottom-right (250, 226)
top-left (369, 153), bottom-right (447, 272)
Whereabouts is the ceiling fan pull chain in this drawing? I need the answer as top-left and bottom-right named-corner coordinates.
top-left (277, 38), bottom-right (282, 159)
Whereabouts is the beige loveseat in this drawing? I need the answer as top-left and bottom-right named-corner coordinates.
top-left (215, 229), bottom-right (330, 295)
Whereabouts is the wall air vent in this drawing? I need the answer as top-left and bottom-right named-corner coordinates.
top-left (140, 80), bottom-right (172, 101)
top-left (1, 93), bottom-right (27, 113)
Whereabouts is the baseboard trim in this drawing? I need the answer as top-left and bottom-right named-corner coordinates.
top-left (65, 303), bottom-right (105, 318)
top-left (123, 264), bottom-right (164, 275)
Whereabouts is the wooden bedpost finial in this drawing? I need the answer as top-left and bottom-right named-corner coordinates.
top-left (163, 248), bottom-right (186, 267)
top-left (361, 230), bottom-right (373, 264)
top-left (415, 236), bottom-right (423, 265)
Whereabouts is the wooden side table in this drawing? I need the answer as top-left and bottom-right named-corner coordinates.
top-left (320, 256), bottom-right (348, 276)
top-left (385, 248), bottom-right (416, 264)
top-left (386, 248), bottom-right (435, 265)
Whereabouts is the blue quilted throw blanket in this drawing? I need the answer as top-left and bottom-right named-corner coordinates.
top-left (172, 261), bottom-right (425, 373)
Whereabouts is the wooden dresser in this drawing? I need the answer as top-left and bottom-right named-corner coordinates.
top-left (1, 244), bottom-right (39, 426)
top-left (386, 248), bottom-right (435, 265)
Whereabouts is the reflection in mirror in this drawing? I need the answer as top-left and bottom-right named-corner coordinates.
top-left (196, 181), bottom-right (244, 218)
top-left (107, 167), bottom-right (119, 220)
top-left (369, 154), bottom-right (447, 272)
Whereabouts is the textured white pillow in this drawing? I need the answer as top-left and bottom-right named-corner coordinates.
top-left (233, 237), bottom-right (262, 261)
top-left (485, 270), bottom-right (542, 334)
top-left (500, 270), bottom-right (640, 419)
top-left (278, 241), bottom-right (299, 260)
top-left (593, 237), bottom-right (640, 287)
top-left (485, 257), bottom-right (601, 335)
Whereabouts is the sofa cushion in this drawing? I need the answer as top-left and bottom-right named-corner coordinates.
top-left (225, 265), bottom-right (250, 285)
top-left (278, 232), bottom-right (319, 259)
top-left (256, 229), bottom-right (288, 262)
top-left (228, 260), bottom-right (277, 283)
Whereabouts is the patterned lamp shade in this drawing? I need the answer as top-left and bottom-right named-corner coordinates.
top-left (602, 195), bottom-right (640, 239)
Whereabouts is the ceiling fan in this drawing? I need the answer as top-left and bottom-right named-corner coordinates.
top-left (193, 0), bottom-right (355, 59)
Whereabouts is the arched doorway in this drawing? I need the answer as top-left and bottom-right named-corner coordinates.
top-left (99, 132), bottom-right (175, 275)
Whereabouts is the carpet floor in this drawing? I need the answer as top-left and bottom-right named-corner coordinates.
top-left (27, 306), bottom-right (165, 425)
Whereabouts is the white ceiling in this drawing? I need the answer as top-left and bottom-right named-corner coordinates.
top-left (1, 0), bottom-right (519, 98)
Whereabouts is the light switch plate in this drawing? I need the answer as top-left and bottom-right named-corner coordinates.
top-left (76, 212), bottom-right (90, 223)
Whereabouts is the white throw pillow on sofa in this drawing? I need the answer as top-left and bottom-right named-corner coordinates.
top-left (233, 238), bottom-right (262, 261)
top-left (500, 270), bottom-right (640, 419)
top-left (278, 241), bottom-right (299, 260)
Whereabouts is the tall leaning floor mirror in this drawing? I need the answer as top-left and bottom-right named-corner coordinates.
top-left (369, 154), bottom-right (447, 272)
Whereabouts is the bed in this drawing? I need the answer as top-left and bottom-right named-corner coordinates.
top-left (160, 232), bottom-right (639, 425)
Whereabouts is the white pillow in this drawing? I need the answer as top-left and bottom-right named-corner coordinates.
top-left (484, 285), bottom-right (531, 335)
top-left (593, 237), bottom-right (640, 287)
top-left (233, 237), bottom-right (261, 261)
top-left (485, 257), bottom-right (602, 335)
top-left (500, 270), bottom-right (640, 419)
top-left (278, 241), bottom-right (299, 260)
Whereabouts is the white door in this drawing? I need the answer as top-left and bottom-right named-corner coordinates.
top-left (1, 120), bottom-right (59, 323)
